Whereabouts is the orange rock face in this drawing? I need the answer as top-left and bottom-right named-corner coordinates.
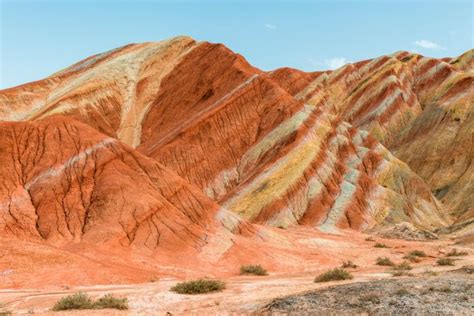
top-left (0, 37), bottom-right (472, 287)
top-left (0, 116), bottom-right (226, 249)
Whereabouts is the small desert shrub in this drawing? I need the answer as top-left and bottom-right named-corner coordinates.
top-left (359, 292), bottom-right (381, 303)
top-left (341, 260), bottom-right (358, 269)
top-left (240, 264), bottom-right (268, 276)
top-left (374, 243), bottom-right (389, 248)
top-left (391, 270), bottom-right (412, 277)
top-left (446, 249), bottom-right (468, 257)
top-left (422, 269), bottom-right (438, 276)
top-left (365, 237), bottom-right (375, 242)
top-left (93, 294), bottom-right (128, 310)
top-left (392, 261), bottom-right (413, 271)
top-left (403, 255), bottom-right (421, 263)
top-left (408, 250), bottom-right (426, 257)
top-left (171, 279), bottom-right (225, 294)
top-left (52, 293), bottom-right (128, 311)
top-left (314, 268), bottom-right (353, 283)
top-left (437, 258), bottom-right (455, 266)
top-left (52, 293), bottom-right (94, 311)
top-left (376, 257), bottom-right (394, 266)
top-left (395, 288), bottom-right (410, 296)
top-left (404, 250), bottom-right (427, 261)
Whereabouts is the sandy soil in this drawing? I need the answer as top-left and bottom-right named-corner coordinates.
top-left (1, 234), bottom-right (472, 315)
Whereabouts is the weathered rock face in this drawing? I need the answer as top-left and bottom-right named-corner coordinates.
top-left (0, 37), bottom-right (199, 145)
top-left (269, 50), bottom-right (473, 226)
top-left (0, 37), bottom-right (471, 251)
top-left (0, 116), bottom-right (249, 252)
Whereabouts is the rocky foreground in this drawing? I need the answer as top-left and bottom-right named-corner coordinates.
top-left (262, 267), bottom-right (474, 315)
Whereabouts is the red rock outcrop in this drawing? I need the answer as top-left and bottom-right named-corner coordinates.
top-left (0, 37), bottom-right (471, 252)
top-left (269, 51), bottom-right (473, 227)
top-left (0, 116), bottom-right (249, 252)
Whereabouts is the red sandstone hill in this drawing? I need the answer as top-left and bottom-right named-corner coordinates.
top-left (0, 116), bottom-right (244, 247)
top-left (0, 37), bottom-right (472, 286)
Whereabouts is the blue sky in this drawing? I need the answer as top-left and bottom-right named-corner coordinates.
top-left (0, 0), bottom-right (472, 89)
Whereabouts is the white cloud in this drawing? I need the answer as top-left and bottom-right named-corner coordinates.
top-left (414, 40), bottom-right (444, 50)
top-left (325, 57), bottom-right (350, 70)
top-left (264, 23), bottom-right (277, 30)
top-left (308, 57), bottom-right (351, 70)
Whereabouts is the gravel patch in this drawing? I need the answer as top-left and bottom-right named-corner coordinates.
top-left (260, 267), bottom-right (473, 315)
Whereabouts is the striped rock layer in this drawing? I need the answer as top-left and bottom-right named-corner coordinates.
top-left (0, 116), bottom-right (258, 253)
top-left (269, 50), bottom-right (473, 230)
top-left (0, 37), bottom-right (471, 250)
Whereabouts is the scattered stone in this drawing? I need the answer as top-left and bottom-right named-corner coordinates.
top-left (262, 271), bottom-right (474, 315)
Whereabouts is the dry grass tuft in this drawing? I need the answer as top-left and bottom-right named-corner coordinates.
top-left (341, 261), bottom-right (358, 269)
top-left (171, 279), bottom-right (226, 294)
top-left (376, 257), bottom-right (394, 266)
top-left (314, 268), bottom-right (353, 283)
top-left (437, 258), bottom-right (455, 266)
top-left (446, 249), bottom-right (468, 257)
top-left (240, 265), bottom-right (268, 276)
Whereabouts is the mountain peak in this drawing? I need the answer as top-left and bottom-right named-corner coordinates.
top-left (0, 37), bottom-right (472, 290)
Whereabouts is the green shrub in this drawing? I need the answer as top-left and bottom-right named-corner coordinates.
top-left (314, 268), bottom-right (353, 283)
top-left (376, 257), bottom-right (394, 266)
top-left (404, 250), bottom-right (427, 261)
top-left (51, 293), bottom-right (128, 311)
top-left (403, 255), bottom-right (420, 263)
top-left (341, 260), bottom-right (358, 269)
top-left (171, 279), bottom-right (225, 294)
top-left (52, 293), bottom-right (94, 311)
top-left (240, 264), bottom-right (268, 276)
top-left (392, 262), bottom-right (412, 271)
top-left (93, 294), bottom-right (128, 310)
top-left (437, 258), bottom-right (455, 266)
top-left (374, 243), bottom-right (389, 248)
top-left (408, 250), bottom-right (426, 257)
top-left (446, 249), bottom-right (468, 257)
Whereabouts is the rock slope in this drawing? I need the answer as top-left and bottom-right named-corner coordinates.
top-left (0, 116), bottom-right (250, 252)
top-left (269, 51), bottom-right (473, 225)
top-left (0, 37), bottom-right (472, 257)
